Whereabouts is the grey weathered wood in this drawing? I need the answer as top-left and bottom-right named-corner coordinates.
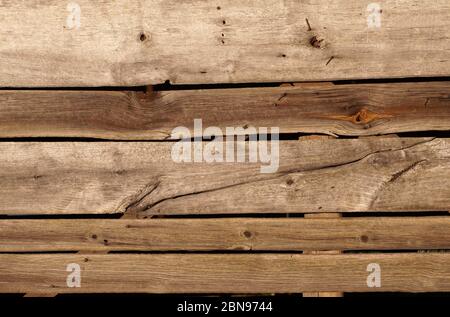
top-left (0, 138), bottom-right (449, 215)
top-left (1, 82), bottom-right (450, 139)
top-left (1, 217), bottom-right (449, 252)
top-left (0, 0), bottom-right (450, 86)
top-left (1, 253), bottom-right (449, 293)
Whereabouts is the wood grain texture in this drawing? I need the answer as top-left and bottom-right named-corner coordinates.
top-left (0, 0), bottom-right (450, 86)
top-left (1, 217), bottom-right (449, 252)
top-left (2, 82), bottom-right (450, 139)
top-left (303, 212), bottom-right (344, 297)
top-left (1, 253), bottom-right (449, 293)
top-left (1, 137), bottom-right (449, 215)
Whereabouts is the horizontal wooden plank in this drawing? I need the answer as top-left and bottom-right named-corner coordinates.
top-left (1, 138), bottom-right (449, 215)
top-left (1, 253), bottom-right (449, 293)
top-left (1, 217), bottom-right (449, 252)
top-left (1, 0), bottom-right (450, 86)
top-left (2, 82), bottom-right (450, 139)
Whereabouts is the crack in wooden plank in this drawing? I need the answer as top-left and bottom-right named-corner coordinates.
top-left (120, 179), bottom-right (160, 216)
top-left (368, 159), bottom-right (431, 210)
top-left (387, 159), bottom-right (428, 184)
top-left (131, 138), bottom-right (436, 216)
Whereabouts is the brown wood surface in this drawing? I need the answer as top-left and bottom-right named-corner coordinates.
top-left (1, 0), bottom-right (449, 297)
top-left (1, 137), bottom-right (448, 215)
top-left (0, 253), bottom-right (449, 293)
top-left (303, 212), bottom-right (344, 297)
top-left (0, 0), bottom-right (450, 86)
top-left (1, 83), bottom-right (450, 139)
top-left (0, 217), bottom-right (449, 252)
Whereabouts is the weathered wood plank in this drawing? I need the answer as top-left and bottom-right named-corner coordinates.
top-left (1, 138), bottom-right (449, 215)
top-left (1, 217), bottom-right (449, 252)
top-left (0, 253), bottom-right (449, 293)
top-left (0, 0), bottom-right (450, 86)
top-left (2, 83), bottom-right (450, 139)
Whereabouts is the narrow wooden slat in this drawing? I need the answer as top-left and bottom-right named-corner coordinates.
top-left (1, 0), bottom-right (450, 86)
top-left (1, 83), bottom-right (450, 139)
top-left (0, 217), bottom-right (449, 252)
top-left (0, 253), bottom-right (449, 293)
top-left (0, 138), bottom-right (449, 215)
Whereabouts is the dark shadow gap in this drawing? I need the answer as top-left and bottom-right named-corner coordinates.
top-left (1, 211), bottom-right (448, 220)
top-left (107, 250), bottom-right (304, 254)
top-left (0, 86), bottom-right (146, 91)
top-left (148, 213), bottom-right (305, 219)
top-left (153, 81), bottom-right (281, 91)
top-left (346, 292), bottom-right (450, 297)
top-left (0, 251), bottom-right (78, 254)
top-left (0, 76), bottom-right (449, 92)
top-left (344, 249), bottom-right (450, 254)
top-left (4, 250), bottom-right (447, 255)
top-left (1, 292), bottom-right (449, 298)
top-left (0, 214), bottom-right (122, 219)
top-left (395, 131), bottom-right (450, 138)
top-left (0, 213), bottom-right (301, 220)
top-left (343, 211), bottom-right (450, 217)
top-left (155, 77), bottom-right (450, 90)
top-left (333, 76), bottom-right (450, 85)
top-left (7, 249), bottom-right (447, 255)
top-left (0, 133), bottom-right (305, 142)
top-left (0, 250), bottom-right (304, 255)
top-left (1, 131), bottom-right (450, 143)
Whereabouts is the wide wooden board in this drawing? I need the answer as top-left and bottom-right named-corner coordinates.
top-left (0, 138), bottom-right (449, 215)
top-left (0, 253), bottom-right (449, 293)
top-left (1, 83), bottom-right (450, 139)
top-left (0, 0), bottom-right (450, 86)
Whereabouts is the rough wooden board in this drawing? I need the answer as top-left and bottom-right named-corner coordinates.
top-left (144, 138), bottom-right (450, 216)
top-left (2, 82), bottom-right (450, 139)
top-left (0, 253), bottom-right (449, 293)
top-left (1, 217), bottom-right (449, 252)
top-left (1, 138), bottom-right (449, 215)
top-left (0, 0), bottom-right (450, 86)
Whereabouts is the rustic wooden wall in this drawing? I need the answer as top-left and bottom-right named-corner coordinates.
top-left (0, 0), bottom-right (449, 296)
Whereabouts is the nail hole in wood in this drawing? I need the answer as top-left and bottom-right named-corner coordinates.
top-left (309, 36), bottom-right (324, 49)
top-left (139, 33), bottom-right (147, 42)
